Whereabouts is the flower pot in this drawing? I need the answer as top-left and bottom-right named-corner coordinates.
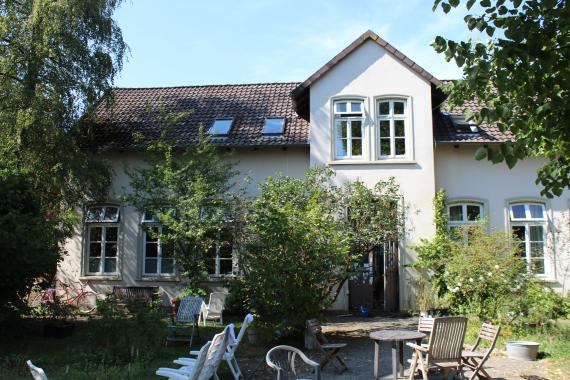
top-left (506, 341), bottom-right (540, 361)
top-left (43, 321), bottom-right (74, 339)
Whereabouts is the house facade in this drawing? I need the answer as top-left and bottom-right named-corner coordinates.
top-left (60, 31), bottom-right (570, 311)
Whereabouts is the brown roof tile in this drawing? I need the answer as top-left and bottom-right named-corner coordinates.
top-left (89, 82), bottom-right (309, 149)
top-left (434, 80), bottom-right (514, 143)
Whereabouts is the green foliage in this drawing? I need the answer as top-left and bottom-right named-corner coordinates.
top-left (241, 168), bottom-right (351, 334)
top-left (0, 170), bottom-right (63, 320)
top-left (89, 296), bottom-right (165, 363)
top-left (432, 0), bottom-right (570, 198)
top-left (440, 222), bottom-right (528, 321)
top-left (123, 107), bottom-right (244, 293)
top-left (410, 188), bottom-right (451, 296)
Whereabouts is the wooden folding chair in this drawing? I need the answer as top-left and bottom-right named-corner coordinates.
top-left (462, 323), bottom-right (501, 380)
top-left (407, 316), bottom-right (468, 380)
top-left (306, 319), bottom-right (348, 373)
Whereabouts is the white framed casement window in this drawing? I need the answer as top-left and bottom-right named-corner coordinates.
top-left (85, 205), bottom-right (120, 275)
top-left (205, 228), bottom-right (234, 277)
top-left (141, 211), bottom-right (175, 276)
top-left (509, 202), bottom-right (548, 275)
top-left (377, 98), bottom-right (409, 159)
top-left (448, 202), bottom-right (484, 243)
top-left (333, 99), bottom-right (364, 160)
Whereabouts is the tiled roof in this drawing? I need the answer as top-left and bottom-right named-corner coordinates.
top-left (89, 82), bottom-right (310, 149)
top-left (434, 80), bottom-right (514, 143)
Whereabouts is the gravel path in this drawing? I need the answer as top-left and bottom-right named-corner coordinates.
top-left (240, 315), bottom-right (555, 380)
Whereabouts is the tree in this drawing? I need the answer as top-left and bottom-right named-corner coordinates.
top-left (0, 170), bottom-right (64, 320)
top-left (123, 108), bottom-right (243, 295)
top-left (0, 0), bottom-right (126, 311)
top-left (240, 169), bottom-right (351, 333)
top-left (0, 0), bottom-right (126, 214)
top-left (432, 0), bottom-right (570, 197)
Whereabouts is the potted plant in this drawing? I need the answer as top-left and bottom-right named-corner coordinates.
top-left (410, 275), bottom-right (437, 317)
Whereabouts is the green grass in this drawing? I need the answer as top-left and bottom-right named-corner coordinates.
top-left (0, 318), bottom-right (243, 380)
top-left (465, 319), bottom-right (570, 378)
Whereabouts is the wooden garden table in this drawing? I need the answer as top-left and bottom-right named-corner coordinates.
top-left (369, 329), bottom-right (426, 380)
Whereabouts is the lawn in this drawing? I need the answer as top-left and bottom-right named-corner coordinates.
top-left (0, 316), bottom-right (265, 380)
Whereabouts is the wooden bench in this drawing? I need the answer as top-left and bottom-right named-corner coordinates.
top-left (111, 286), bottom-right (159, 303)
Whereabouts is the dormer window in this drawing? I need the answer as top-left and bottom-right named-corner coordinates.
top-left (208, 119), bottom-right (233, 136)
top-left (449, 114), bottom-right (479, 134)
top-left (333, 99), bottom-right (364, 159)
top-left (262, 118), bottom-right (285, 135)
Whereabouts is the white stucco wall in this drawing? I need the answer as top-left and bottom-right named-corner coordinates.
top-left (435, 144), bottom-right (570, 294)
top-left (60, 147), bottom-right (309, 302)
top-left (309, 40), bottom-right (437, 310)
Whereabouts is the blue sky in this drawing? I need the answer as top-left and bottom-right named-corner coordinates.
top-left (114, 0), bottom-right (481, 88)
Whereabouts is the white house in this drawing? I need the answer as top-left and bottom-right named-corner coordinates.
top-left (60, 30), bottom-right (570, 311)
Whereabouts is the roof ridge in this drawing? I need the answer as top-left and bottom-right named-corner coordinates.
top-left (113, 81), bottom-right (302, 91)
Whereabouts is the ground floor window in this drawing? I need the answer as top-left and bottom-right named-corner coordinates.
top-left (510, 203), bottom-right (547, 275)
top-left (447, 202), bottom-right (483, 243)
top-left (85, 205), bottom-right (120, 275)
top-left (205, 228), bottom-right (234, 276)
top-left (143, 225), bottom-right (175, 276)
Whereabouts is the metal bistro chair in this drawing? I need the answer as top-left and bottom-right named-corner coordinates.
top-left (266, 345), bottom-right (321, 380)
top-left (167, 296), bottom-right (203, 347)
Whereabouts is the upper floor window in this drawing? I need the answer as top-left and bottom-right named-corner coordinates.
top-left (208, 119), bottom-right (233, 136)
top-left (377, 99), bottom-right (408, 159)
top-left (448, 202), bottom-right (483, 242)
top-left (333, 100), bottom-right (364, 159)
top-left (142, 211), bottom-right (175, 276)
top-left (85, 205), bottom-right (120, 275)
top-left (510, 202), bottom-right (547, 275)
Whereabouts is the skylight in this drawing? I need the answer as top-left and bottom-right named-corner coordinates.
top-left (262, 118), bottom-right (285, 135)
top-left (208, 119), bottom-right (233, 136)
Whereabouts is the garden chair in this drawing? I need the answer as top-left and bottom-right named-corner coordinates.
top-left (157, 326), bottom-right (230, 380)
top-left (407, 316), bottom-right (468, 380)
top-left (156, 341), bottom-right (211, 380)
top-left (199, 292), bottom-right (227, 326)
top-left (167, 296), bottom-right (203, 347)
top-left (175, 313), bottom-right (254, 379)
top-left (26, 360), bottom-right (48, 380)
top-left (418, 316), bottom-right (435, 347)
top-left (266, 345), bottom-right (321, 380)
top-left (462, 323), bottom-right (501, 380)
top-left (305, 319), bottom-right (347, 373)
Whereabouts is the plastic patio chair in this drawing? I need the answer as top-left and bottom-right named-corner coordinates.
top-left (198, 292), bottom-right (227, 326)
top-left (167, 296), bottom-right (203, 347)
top-left (157, 341), bottom-right (211, 380)
top-left (266, 345), bottom-right (321, 380)
top-left (462, 323), bottom-right (501, 380)
top-left (26, 360), bottom-right (48, 380)
top-left (157, 326), bottom-right (230, 380)
top-left (175, 313), bottom-right (254, 379)
top-left (407, 316), bottom-right (468, 380)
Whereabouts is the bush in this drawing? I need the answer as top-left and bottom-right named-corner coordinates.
top-left (0, 171), bottom-right (63, 321)
top-left (241, 169), bottom-right (350, 335)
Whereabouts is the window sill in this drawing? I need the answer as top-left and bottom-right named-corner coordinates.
top-left (79, 275), bottom-right (122, 281)
top-left (203, 275), bottom-right (235, 282)
top-left (139, 276), bottom-right (180, 282)
top-left (534, 276), bottom-right (557, 283)
top-left (328, 159), bottom-right (417, 165)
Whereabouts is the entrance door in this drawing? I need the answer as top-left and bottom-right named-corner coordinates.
top-left (348, 241), bottom-right (399, 312)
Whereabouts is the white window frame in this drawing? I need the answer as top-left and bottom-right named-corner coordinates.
top-left (509, 202), bottom-right (548, 276)
top-left (84, 205), bottom-right (120, 276)
top-left (205, 231), bottom-right (234, 278)
top-left (142, 212), bottom-right (176, 277)
top-left (376, 98), bottom-right (409, 159)
top-left (447, 202), bottom-right (484, 243)
top-left (332, 99), bottom-right (365, 160)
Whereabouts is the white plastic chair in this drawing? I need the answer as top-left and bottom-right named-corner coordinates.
top-left (158, 326), bottom-right (230, 380)
top-left (266, 345), bottom-right (321, 380)
top-left (157, 341), bottom-right (211, 380)
top-left (199, 292), bottom-right (227, 326)
top-left (26, 360), bottom-right (48, 380)
top-left (176, 314), bottom-right (254, 379)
